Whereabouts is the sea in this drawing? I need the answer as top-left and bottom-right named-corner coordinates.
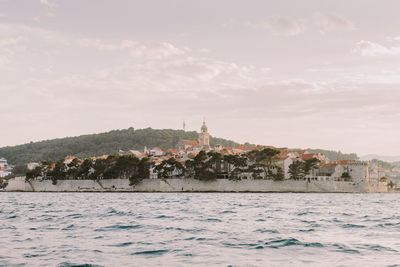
top-left (1, 193), bottom-right (400, 267)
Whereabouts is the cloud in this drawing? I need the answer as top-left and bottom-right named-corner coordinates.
top-left (39, 0), bottom-right (56, 8)
top-left (0, 36), bottom-right (24, 47)
top-left (313, 13), bottom-right (355, 33)
top-left (246, 16), bottom-right (306, 36)
top-left (354, 40), bottom-right (400, 56)
top-left (1, 23), bottom-right (400, 155)
top-left (76, 39), bottom-right (185, 59)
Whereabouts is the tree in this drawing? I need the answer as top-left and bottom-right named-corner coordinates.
top-left (26, 166), bottom-right (43, 181)
top-left (341, 172), bottom-right (351, 181)
top-left (303, 158), bottom-right (320, 176)
top-left (66, 158), bottom-right (80, 179)
top-left (273, 166), bottom-right (284, 181)
top-left (129, 157), bottom-right (151, 186)
top-left (155, 157), bottom-right (184, 179)
top-left (48, 159), bottom-right (66, 185)
top-left (224, 154), bottom-right (247, 180)
top-left (246, 148), bottom-right (281, 179)
top-left (90, 159), bottom-right (106, 180)
top-left (289, 161), bottom-right (305, 180)
top-left (76, 158), bottom-right (94, 179)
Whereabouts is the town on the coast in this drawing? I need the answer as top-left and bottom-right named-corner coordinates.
top-left (1, 121), bottom-right (398, 192)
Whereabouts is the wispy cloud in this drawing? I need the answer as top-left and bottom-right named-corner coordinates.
top-left (39, 0), bottom-right (56, 8)
top-left (76, 39), bottom-right (185, 59)
top-left (246, 16), bottom-right (306, 36)
top-left (354, 40), bottom-right (400, 56)
top-left (313, 12), bottom-right (355, 33)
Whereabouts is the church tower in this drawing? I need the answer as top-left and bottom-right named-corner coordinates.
top-left (198, 119), bottom-right (210, 149)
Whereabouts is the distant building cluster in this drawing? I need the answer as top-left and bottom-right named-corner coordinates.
top-left (0, 158), bottom-right (12, 178)
top-left (18, 120), bottom-right (395, 188)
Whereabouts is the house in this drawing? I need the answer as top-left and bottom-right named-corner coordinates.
top-left (27, 162), bottom-right (40, 170)
top-left (64, 156), bottom-right (77, 165)
top-left (149, 147), bottom-right (165, 156)
top-left (276, 156), bottom-right (293, 180)
top-left (129, 150), bottom-right (147, 159)
top-left (177, 139), bottom-right (199, 150)
top-left (302, 153), bottom-right (329, 164)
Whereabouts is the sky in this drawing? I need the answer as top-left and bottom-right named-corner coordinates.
top-left (1, 0), bottom-right (400, 156)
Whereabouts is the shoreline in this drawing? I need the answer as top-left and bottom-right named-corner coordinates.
top-left (4, 177), bottom-right (389, 193)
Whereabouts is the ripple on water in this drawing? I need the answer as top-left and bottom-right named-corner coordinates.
top-left (342, 223), bottom-right (366, 229)
top-left (58, 262), bottom-right (104, 267)
top-left (262, 238), bottom-right (324, 249)
top-left (109, 242), bottom-right (134, 247)
top-left (61, 224), bottom-right (75, 230)
top-left (206, 218), bottom-right (222, 222)
top-left (331, 243), bottom-right (360, 254)
top-left (254, 229), bottom-right (280, 234)
top-left (131, 249), bottom-right (170, 256)
top-left (1, 193), bottom-right (400, 266)
top-left (94, 224), bottom-right (142, 231)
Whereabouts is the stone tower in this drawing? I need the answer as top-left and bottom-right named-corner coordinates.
top-left (198, 119), bottom-right (210, 149)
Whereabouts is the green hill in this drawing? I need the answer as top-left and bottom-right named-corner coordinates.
top-left (0, 127), bottom-right (239, 169)
top-left (306, 148), bottom-right (358, 161)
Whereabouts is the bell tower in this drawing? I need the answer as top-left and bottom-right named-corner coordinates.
top-left (198, 118), bottom-right (210, 149)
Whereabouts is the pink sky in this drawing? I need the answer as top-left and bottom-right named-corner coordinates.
top-left (1, 0), bottom-right (400, 156)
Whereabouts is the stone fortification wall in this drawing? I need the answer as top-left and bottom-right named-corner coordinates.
top-left (5, 177), bottom-right (386, 193)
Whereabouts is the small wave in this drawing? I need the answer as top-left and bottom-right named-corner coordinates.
top-left (58, 262), bottom-right (104, 267)
top-left (94, 225), bottom-right (142, 231)
top-left (299, 229), bottom-right (315, 232)
top-left (156, 215), bottom-right (174, 219)
top-left (24, 253), bottom-right (40, 258)
top-left (331, 243), bottom-right (360, 254)
top-left (263, 238), bottom-right (324, 249)
top-left (65, 214), bottom-right (83, 219)
top-left (377, 222), bottom-right (400, 227)
top-left (106, 208), bottom-right (133, 216)
top-left (341, 213), bottom-right (353, 216)
top-left (222, 242), bottom-right (259, 248)
top-left (206, 218), bottom-right (222, 222)
top-left (357, 244), bottom-right (398, 252)
top-left (254, 229), bottom-right (279, 234)
top-left (131, 249), bottom-right (169, 256)
top-left (109, 242), bottom-right (134, 247)
top-left (342, 224), bottom-right (366, 229)
top-left (220, 210), bottom-right (235, 214)
top-left (62, 224), bottom-right (75, 230)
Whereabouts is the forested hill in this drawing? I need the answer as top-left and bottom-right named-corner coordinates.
top-left (306, 149), bottom-right (358, 161)
top-left (0, 127), bottom-right (239, 167)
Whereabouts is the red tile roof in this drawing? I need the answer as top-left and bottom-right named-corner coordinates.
top-left (182, 139), bottom-right (199, 146)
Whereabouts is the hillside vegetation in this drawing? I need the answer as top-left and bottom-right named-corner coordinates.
top-left (306, 149), bottom-right (358, 161)
top-left (0, 127), bottom-right (239, 167)
top-left (0, 127), bottom-right (363, 177)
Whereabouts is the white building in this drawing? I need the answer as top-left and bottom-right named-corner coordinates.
top-left (27, 162), bottom-right (40, 170)
top-left (0, 158), bottom-right (12, 178)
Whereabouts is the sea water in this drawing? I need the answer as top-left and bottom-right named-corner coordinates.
top-left (1, 193), bottom-right (400, 266)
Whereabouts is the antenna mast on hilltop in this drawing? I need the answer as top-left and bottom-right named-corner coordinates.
top-left (183, 120), bottom-right (186, 131)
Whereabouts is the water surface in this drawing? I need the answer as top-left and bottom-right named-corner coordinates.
top-left (1, 193), bottom-right (400, 266)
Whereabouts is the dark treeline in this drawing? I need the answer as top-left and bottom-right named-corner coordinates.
top-left (26, 148), bottom-right (322, 185)
top-left (27, 155), bottom-right (151, 186)
top-left (0, 127), bottom-right (239, 173)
